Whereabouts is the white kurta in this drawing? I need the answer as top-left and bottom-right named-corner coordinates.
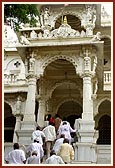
top-left (26, 142), bottom-right (44, 159)
top-left (53, 138), bottom-right (64, 154)
top-left (26, 155), bottom-right (40, 164)
top-left (32, 130), bottom-right (46, 145)
top-left (5, 149), bottom-right (26, 164)
top-left (58, 124), bottom-right (76, 143)
top-left (42, 125), bottom-right (56, 141)
top-left (45, 154), bottom-right (65, 164)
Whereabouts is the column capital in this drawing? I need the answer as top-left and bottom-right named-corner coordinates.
top-left (80, 72), bottom-right (94, 79)
top-left (26, 73), bottom-right (37, 79)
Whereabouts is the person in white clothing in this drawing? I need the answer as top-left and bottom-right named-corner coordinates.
top-left (32, 126), bottom-right (46, 146)
top-left (42, 123), bottom-right (56, 158)
top-left (26, 151), bottom-right (40, 164)
top-left (53, 134), bottom-right (65, 154)
top-left (58, 121), bottom-right (76, 144)
top-left (5, 143), bottom-right (26, 164)
top-left (45, 150), bottom-right (65, 164)
top-left (26, 139), bottom-right (44, 162)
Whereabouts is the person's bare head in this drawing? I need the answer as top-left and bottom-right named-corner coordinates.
top-left (13, 143), bottom-right (19, 150)
top-left (60, 134), bottom-right (65, 138)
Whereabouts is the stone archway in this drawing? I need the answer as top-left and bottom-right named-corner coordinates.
top-left (97, 115), bottom-right (111, 144)
top-left (96, 100), bottom-right (111, 144)
top-left (4, 102), bottom-right (16, 142)
top-left (57, 100), bottom-right (82, 128)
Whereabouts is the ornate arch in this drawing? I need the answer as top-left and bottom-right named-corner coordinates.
top-left (94, 98), bottom-right (111, 128)
top-left (48, 79), bottom-right (82, 98)
top-left (97, 97), bottom-right (111, 112)
top-left (42, 54), bottom-right (77, 72)
top-left (55, 98), bottom-right (82, 114)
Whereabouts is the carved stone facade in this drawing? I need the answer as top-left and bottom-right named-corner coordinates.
top-left (4, 3), bottom-right (112, 165)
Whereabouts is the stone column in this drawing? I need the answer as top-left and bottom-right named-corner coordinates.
top-left (73, 48), bottom-right (98, 163)
top-left (82, 49), bottom-right (93, 120)
top-left (23, 74), bottom-right (36, 123)
top-left (22, 53), bottom-right (37, 128)
top-left (13, 115), bottom-right (22, 142)
top-left (17, 53), bottom-right (37, 145)
top-left (37, 97), bottom-right (46, 127)
top-left (12, 96), bottom-right (23, 142)
top-left (36, 77), bottom-right (47, 127)
top-left (82, 74), bottom-right (93, 120)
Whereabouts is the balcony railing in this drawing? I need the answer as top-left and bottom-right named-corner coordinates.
top-left (4, 74), bottom-right (18, 84)
top-left (104, 71), bottom-right (111, 83)
top-left (103, 71), bottom-right (111, 91)
top-left (4, 71), bottom-right (111, 90)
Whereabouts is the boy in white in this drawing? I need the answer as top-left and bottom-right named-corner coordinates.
top-left (5, 143), bottom-right (26, 164)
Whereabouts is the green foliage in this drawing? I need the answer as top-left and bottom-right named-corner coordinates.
top-left (4, 4), bottom-right (39, 31)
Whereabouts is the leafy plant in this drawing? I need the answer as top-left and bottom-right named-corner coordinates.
top-left (4, 4), bottom-right (39, 31)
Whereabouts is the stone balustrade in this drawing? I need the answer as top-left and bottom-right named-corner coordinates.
top-left (104, 71), bottom-right (111, 83)
top-left (103, 71), bottom-right (111, 91)
top-left (4, 74), bottom-right (18, 84)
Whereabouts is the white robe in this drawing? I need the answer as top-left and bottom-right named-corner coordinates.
top-left (53, 138), bottom-right (64, 154)
top-left (58, 124), bottom-right (76, 143)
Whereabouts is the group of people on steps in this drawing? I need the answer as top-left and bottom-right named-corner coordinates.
top-left (5, 114), bottom-right (77, 164)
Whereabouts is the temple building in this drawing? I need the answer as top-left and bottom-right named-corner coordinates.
top-left (3, 3), bottom-right (112, 164)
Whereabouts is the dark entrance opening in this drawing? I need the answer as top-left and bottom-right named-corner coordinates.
top-left (66, 114), bottom-right (81, 128)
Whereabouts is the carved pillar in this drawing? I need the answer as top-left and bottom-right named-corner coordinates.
top-left (82, 48), bottom-right (93, 120)
top-left (23, 74), bottom-right (37, 123)
top-left (37, 77), bottom-right (47, 127)
top-left (13, 116), bottom-right (22, 142)
top-left (12, 96), bottom-right (23, 142)
top-left (73, 48), bottom-right (98, 163)
top-left (17, 51), bottom-right (38, 145)
top-left (22, 51), bottom-right (37, 126)
top-left (37, 97), bottom-right (46, 127)
top-left (82, 74), bottom-right (93, 120)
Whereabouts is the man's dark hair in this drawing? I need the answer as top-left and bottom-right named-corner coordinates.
top-left (13, 143), bottom-right (19, 150)
top-left (60, 134), bottom-right (65, 138)
top-left (50, 150), bottom-right (56, 156)
top-left (34, 139), bottom-right (39, 143)
top-left (63, 121), bottom-right (67, 125)
top-left (36, 126), bottom-right (41, 130)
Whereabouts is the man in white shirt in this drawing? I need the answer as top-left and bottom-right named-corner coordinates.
top-left (42, 123), bottom-right (56, 158)
top-left (5, 143), bottom-right (26, 164)
top-left (32, 126), bottom-right (46, 146)
top-left (45, 150), bottom-right (65, 164)
top-left (26, 150), bottom-right (40, 164)
top-left (26, 139), bottom-right (44, 163)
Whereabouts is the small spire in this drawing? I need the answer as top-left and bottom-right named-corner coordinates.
top-left (63, 16), bottom-right (67, 25)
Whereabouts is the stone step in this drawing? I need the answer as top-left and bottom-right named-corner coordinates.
top-left (71, 161), bottom-right (94, 164)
